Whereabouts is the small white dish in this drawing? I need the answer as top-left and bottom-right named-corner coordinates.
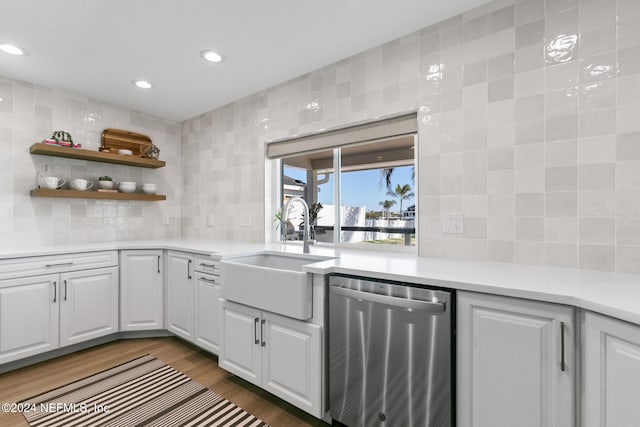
top-left (119, 181), bottom-right (136, 193)
top-left (98, 180), bottom-right (114, 190)
top-left (141, 183), bottom-right (158, 195)
top-left (118, 149), bottom-right (133, 156)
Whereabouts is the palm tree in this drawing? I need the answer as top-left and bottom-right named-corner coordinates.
top-left (387, 183), bottom-right (414, 215)
top-left (378, 200), bottom-right (396, 219)
top-left (380, 167), bottom-right (395, 190)
top-left (379, 167), bottom-right (416, 190)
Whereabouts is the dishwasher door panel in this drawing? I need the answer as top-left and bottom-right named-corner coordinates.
top-left (329, 276), bottom-right (452, 427)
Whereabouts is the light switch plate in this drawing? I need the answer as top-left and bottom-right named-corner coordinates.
top-left (442, 213), bottom-right (464, 234)
top-left (207, 214), bottom-right (214, 227)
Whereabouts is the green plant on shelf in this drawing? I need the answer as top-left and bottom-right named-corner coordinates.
top-left (51, 130), bottom-right (73, 143)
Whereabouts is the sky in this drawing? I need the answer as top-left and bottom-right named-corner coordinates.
top-left (285, 165), bottom-right (415, 213)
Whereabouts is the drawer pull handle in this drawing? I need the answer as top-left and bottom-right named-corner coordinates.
top-left (254, 318), bottom-right (259, 345)
top-left (45, 262), bottom-right (73, 268)
top-left (331, 286), bottom-right (446, 313)
top-left (157, 255), bottom-right (161, 273)
top-left (199, 263), bottom-right (215, 268)
top-left (187, 259), bottom-right (192, 279)
top-left (52, 281), bottom-right (57, 302)
top-left (261, 319), bottom-right (266, 347)
top-left (64, 280), bottom-right (68, 301)
top-left (199, 276), bottom-right (216, 284)
top-left (560, 321), bottom-right (566, 372)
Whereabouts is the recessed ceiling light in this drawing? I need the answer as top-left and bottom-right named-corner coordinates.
top-left (0, 43), bottom-right (27, 56)
top-left (132, 80), bottom-right (154, 89)
top-left (200, 50), bottom-right (225, 63)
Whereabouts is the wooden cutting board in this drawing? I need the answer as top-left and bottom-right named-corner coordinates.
top-left (101, 128), bottom-right (152, 156)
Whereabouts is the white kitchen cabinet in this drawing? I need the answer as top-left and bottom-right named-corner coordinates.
top-left (194, 273), bottom-right (221, 354)
top-left (120, 250), bottom-right (164, 331)
top-left (583, 311), bottom-right (640, 427)
top-left (0, 274), bottom-right (59, 364)
top-left (59, 267), bottom-right (119, 346)
top-left (0, 251), bottom-right (118, 281)
top-left (220, 301), bottom-right (262, 383)
top-left (166, 251), bottom-right (194, 341)
top-left (0, 258), bottom-right (119, 365)
top-left (261, 310), bottom-right (321, 415)
top-left (219, 300), bottom-right (322, 418)
top-left (457, 291), bottom-right (575, 427)
top-left (166, 251), bottom-right (221, 355)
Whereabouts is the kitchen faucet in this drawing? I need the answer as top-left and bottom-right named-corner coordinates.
top-left (282, 197), bottom-right (313, 253)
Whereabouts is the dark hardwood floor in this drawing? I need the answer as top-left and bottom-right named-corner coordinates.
top-left (0, 337), bottom-right (329, 426)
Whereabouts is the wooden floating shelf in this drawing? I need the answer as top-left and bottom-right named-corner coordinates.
top-left (31, 189), bottom-right (166, 201)
top-left (29, 143), bottom-right (166, 169)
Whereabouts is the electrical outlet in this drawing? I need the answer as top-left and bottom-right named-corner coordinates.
top-left (442, 213), bottom-right (464, 234)
top-left (207, 214), bottom-right (214, 227)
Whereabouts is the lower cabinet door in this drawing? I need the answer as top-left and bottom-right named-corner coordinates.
top-left (583, 311), bottom-right (640, 427)
top-left (120, 250), bottom-right (163, 331)
top-left (194, 275), bottom-right (221, 354)
top-left (219, 301), bottom-right (262, 384)
top-left (0, 275), bottom-right (59, 364)
top-left (457, 291), bottom-right (575, 427)
top-left (166, 252), bottom-right (194, 340)
top-left (59, 267), bottom-right (118, 346)
top-left (262, 312), bottom-right (322, 418)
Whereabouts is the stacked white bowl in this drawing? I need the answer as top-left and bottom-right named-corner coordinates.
top-left (119, 181), bottom-right (136, 193)
top-left (142, 183), bottom-right (158, 194)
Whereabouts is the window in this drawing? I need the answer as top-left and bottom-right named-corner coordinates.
top-left (282, 149), bottom-right (335, 244)
top-left (339, 137), bottom-right (415, 246)
top-left (277, 136), bottom-right (416, 248)
top-left (268, 114), bottom-right (417, 249)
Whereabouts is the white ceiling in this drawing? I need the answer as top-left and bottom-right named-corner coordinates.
top-left (0, 0), bottom-right (488, 122)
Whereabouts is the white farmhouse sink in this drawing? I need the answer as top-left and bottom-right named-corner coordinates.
top-left (220, 252), bottom-right (330, 320)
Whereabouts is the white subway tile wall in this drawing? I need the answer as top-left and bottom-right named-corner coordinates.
top-left (0, 77), bottom-right (182, 246)
top-left (1, 0), bottom-right (638, 273)
top-left (181, 0), bottom-right (640, 273)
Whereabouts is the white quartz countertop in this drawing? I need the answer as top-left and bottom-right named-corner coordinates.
top-left (2, 239), bottom-right (639, 326)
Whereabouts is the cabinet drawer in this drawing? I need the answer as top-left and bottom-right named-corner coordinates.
top-left (194, 254), bottom-right (220, 276)
top-left (0, 251), bottom-right (118, 280)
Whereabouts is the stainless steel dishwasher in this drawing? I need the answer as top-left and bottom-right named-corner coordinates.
top-left (329, 274), bottom-right (453, 427)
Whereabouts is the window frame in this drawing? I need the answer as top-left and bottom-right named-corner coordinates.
top-left (267, 135), bottom-right (419, 252)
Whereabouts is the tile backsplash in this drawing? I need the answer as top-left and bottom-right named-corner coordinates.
top-left (182, 0), bottom-right (640, 273)
top-left (0, 77), bottom-right (182, 246)
top-left (3, 0), bottom-right (639, 273)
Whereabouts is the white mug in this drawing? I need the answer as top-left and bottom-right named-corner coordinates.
top-left (70, 179), bottom-right (94, 191)
top-left (40, 176), bottom-right (65, 190)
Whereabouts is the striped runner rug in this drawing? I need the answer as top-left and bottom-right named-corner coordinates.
top-left (18, 354), bottom-right (269, 427)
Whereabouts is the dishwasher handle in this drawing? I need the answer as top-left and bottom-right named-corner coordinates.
top-left (331, 285), bottom-right (446, 313)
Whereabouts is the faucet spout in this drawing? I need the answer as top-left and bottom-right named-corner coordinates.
top-left (282, 197), bottom-right (313, 253)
